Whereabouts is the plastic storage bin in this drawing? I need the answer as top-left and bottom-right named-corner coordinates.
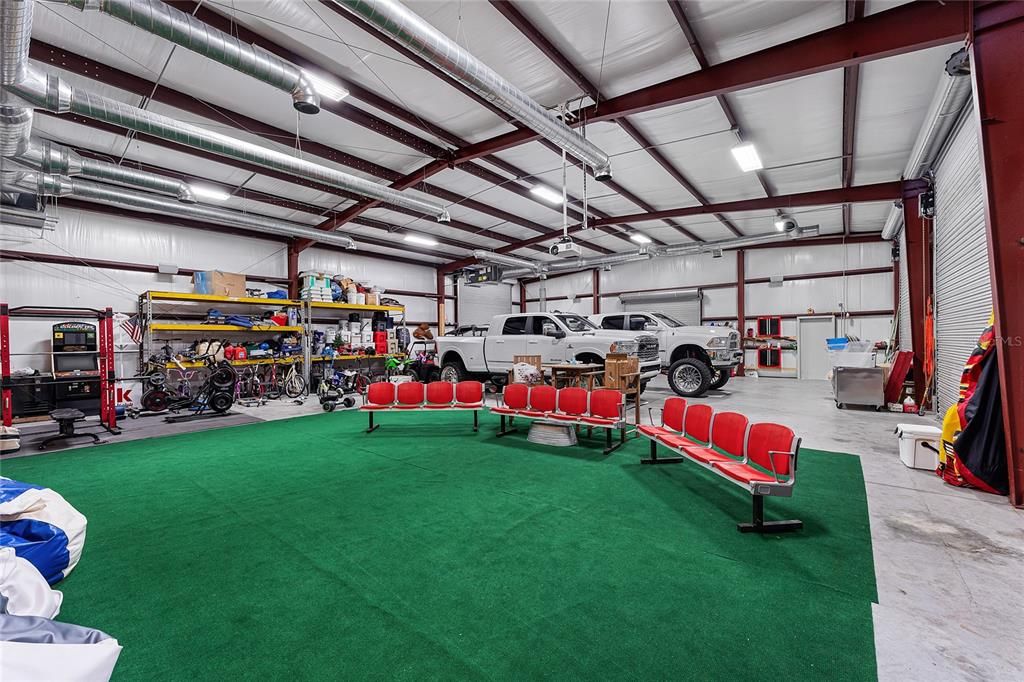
top-left (895, 423), bottom-right (942, 470)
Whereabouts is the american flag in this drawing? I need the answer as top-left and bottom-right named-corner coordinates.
top-left (120, 315), bottom-right (143, 345)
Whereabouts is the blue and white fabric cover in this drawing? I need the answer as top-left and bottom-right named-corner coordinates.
top-left (0, 478), bottom-right (87, 585)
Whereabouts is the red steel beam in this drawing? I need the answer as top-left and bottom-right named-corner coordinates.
top-left (902, 191), bottom-right (931, 409)
top-left (589, 181), bottom-right (911, 227)
top-left (970, 0), bottom-right (1024, 505)
top-left (452, 1), bottom-right (969, 162)
top-left (737, 248), bottom-right (746, 373)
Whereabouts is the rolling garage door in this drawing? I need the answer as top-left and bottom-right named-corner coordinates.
top-left (898, 225), bottom-right (913, 352)
top-left (933, 109), bottom-right (992, 417)
top-left (621, 289), bottom-right (702, 325)
top-left (457, 280), bottom-right (512, 325)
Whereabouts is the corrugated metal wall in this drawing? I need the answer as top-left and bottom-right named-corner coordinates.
top-left (933, 109), bottom-right (992, 416)
top-left (457, 281), bottom-right (512, 325)
top-left (898, 226), bottom-right (913, 351)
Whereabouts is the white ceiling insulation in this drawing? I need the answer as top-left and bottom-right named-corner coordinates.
top-left (17, 0), bottom-right (964, 268)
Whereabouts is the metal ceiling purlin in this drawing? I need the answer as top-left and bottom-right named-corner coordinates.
top-left (665, 0), bottom-right (779, 223)
top-left (841, 0), bottom-right (866, 236)
top-left (488, 0), bottom-right (711, 241)
top-left (452, 2), bottom-right (969, 164)
top-left (318, 0), bottom-right (662, 245)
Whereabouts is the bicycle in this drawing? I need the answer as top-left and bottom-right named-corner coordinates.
top-left (261, 359), bottom-right (306, 399)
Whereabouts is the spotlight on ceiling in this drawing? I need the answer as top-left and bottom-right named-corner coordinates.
top-left (404, 233), bottom-right (438, 247)
top-left (189, 184), bottom-right (231, 201)
top-left (303, 71), bottom-right (350, 101)
top-left (529, 185), bottom-right (563, 205)
top-left (731, 142), bottom-right (764, 172)
top-left (629, 232), bottom-right (653, 244)
top-left (775, 218), bottom-right (796, 231)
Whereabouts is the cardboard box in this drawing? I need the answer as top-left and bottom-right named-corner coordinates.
top-left (193, 270), bottom-right (246, 297)
top-left (365, 292), bottom-right (379, 306)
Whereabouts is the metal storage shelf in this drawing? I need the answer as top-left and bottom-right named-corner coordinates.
top-left (149, 323), bottom-right (303, 333)
top-left (146, 291), bottom-right (302, 306)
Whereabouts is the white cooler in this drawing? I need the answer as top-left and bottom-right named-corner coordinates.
top-left (895, 423), bottom-right (942, 470)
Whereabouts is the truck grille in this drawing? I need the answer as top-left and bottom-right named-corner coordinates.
top-left (638, 335), bottom-right (659, 362)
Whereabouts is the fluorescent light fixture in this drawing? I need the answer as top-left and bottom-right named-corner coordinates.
top-left (303, 71), bottom-right (349, 102)
top-left (731, 142), bottom-right (763, 172)
top-left (189, 184), bottom-right (230, 201)
top-left (404, 233), bottom-right (438, 247)
top-left (629, 232), bottom-right (652, 244)
top-left (529, 185), bottom-right (563, 205)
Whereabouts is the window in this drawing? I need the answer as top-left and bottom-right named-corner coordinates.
top-left (627, 315), bottom-right (649, 331)
top-left (652, 312), bottom-right (686, 328)
top-left (502, 317), bottom-right (528, 335)
top-left (600, 315), bottom-right (625, 330)
top-left (555, 314), bottom-right (596, 332)
top-left (531, 316), bottom-right (560, 335)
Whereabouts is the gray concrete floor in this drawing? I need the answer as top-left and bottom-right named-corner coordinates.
top-left (642, 375), bottom-right (1024, 682)
top-left (5, 376), bottom-right (1022, 680)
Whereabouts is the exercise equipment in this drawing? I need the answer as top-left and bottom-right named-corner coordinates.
top-left (139, 354), bottom-right (237, 421)
top-left (38, 409), bottom-right (103, 450)
top-left (1, 304), bottom-right (119, 436)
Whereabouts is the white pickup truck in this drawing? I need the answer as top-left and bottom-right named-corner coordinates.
top-left (589, 311), bottom-right (742, 397)
top-left (436, 312), bottom-right (661, 391)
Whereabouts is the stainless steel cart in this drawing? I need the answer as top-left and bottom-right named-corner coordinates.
top-left (832, 366), bottom-right (886, 410)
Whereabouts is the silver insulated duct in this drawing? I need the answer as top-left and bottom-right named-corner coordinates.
top-left (332, 0), bottom-right (613, 181)
top-left (56, 0), bottom-right (321, 114)
top-left (5, 67), bottom-right (451, 221)
top-left (13, 138), bottom-right (195, 201)
top-left (0, 0), bottom-right (34, 156)
top-left (4, 171), bottom-right (358, 249)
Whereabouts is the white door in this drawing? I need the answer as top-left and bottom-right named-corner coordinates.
top-left (526, 315), bottom-right (563, 365)
top-left (798, 316), bottom-right (836, 380)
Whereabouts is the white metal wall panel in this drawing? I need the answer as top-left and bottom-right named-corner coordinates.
top-left (702, 286), bottom-right (738, 320)
top-left (600, 251), bottom-right (737, 292)
top-left (523, 271), bottom-right (593, 301)
top-left (898, 227), bottom-right (913, 351)
top-left (457, 282), bottom-right (513, 325)
top-left (744, 272), bottom-right (893, 318)
top-left (933, 111), bottom-right (992, 417)
top-left (744, 241), bottom-right (891, 278)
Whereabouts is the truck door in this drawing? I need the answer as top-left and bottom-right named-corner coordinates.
top-left (527, 315), bottom-right (566, 365)
top-left (487, 315), bottom-right (528, 373)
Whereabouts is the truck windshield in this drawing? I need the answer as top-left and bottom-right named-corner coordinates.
top-left (557, 314), bottom-right (597, 332)
top-left (653, 312), bottom-right (686, 327)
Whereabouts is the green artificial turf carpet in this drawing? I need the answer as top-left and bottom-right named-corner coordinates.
top-left (2, 411), bottom-right (878, 680)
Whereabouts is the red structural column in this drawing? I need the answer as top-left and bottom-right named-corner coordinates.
top-left (287, 242), bottom-right (300, 300)
top-left (100, 308), bottom-right (117, 431)
top-left (436, 271), bottom-right (447, 334)
top-left (592, 269), bottom-right (601, 314)
top-left (971, 2), bottom-right (1024, 506)
top-left (1, 304), bottom-right (11, 427)
top-left (736, 249), bottom-right (746, 375)
top-left (519, 282), bottom-right (527, 313)
top-left (902, 191), bottom-right (932, 408)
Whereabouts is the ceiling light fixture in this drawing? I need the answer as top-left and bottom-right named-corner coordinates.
top-left (404, 233), bottom-right (438, 247)
top-left (189, 184), bottom-right (231, 201)
top-left (731, 142), bottom-right (764, 172)
top-left (529, 185), bottom-right (563, 205)
top-left (629, 232), bottom-right (653, 244)
top-left (303, 71), bottom-right (350, 102)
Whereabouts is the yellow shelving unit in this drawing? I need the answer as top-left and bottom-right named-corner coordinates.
top-left (308, 301), bottom-right (405, 313)
top-left (149, 323), bottom-right (302, 333)
top-left (146, 291), bottom-right (302, 306)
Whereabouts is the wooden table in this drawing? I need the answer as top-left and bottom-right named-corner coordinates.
top-left (544, 363), bottom-right (603, 390)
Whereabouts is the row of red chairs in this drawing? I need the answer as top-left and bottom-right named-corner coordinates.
top-left (360, 381), bottom-right (484, 432)
top-left (640, 397), bottom-right (802, 533)
top-left (491, 384), bottom-right (628, 454)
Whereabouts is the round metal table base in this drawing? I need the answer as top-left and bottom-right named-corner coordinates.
top-left (526, 420), bottom-right (578, 447)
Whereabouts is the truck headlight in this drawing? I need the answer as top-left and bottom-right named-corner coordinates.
top-left (611, 340), bottom-right (638, 354)
top-left (707, 337), bottom-right (727, 348)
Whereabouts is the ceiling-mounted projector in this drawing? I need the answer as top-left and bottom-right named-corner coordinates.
top-left (550, 236), bottom-right (582, 258)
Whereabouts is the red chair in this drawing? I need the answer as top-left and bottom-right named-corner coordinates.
top-left (580, 389), bottom-right (626, 454)
top-left (639, 397), bottom-right (685, 439)
top-left (492, 383), bottom-right (530, 437)
top-left (523, 385), bottom-right (556, 418)
top-left (394, 381), bottom-right (425, 409)
top-left (549, 387), bottom-right (588, 423)
top-left (424, 381), bottom-right (455, 408)
top-left (682, 404), bottom-right (713, 445)
top-left (455, 381), bottom-right (484, 431)
top-left (361, 382), bottom-right (396, 432)
top-left (454, 381), bottom-right (483, 409)
top-left (713, 423), bottom-right (801, 533)
top-left (682, 412), bottom-right (748, 466)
